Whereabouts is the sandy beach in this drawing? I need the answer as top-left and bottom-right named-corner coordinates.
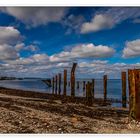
top-left (0, 87), bottom-right (139, 134)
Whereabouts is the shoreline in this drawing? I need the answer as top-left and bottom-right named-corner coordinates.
top-left (0, 87), bottom-right (139, 133)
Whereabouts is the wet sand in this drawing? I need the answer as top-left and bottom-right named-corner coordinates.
top-left (0, 87), bottom-right (139, 133)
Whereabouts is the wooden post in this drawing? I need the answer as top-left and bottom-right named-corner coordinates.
top-left (68, 81), bottom-right (70, 87)
top-left (83, 81), bottom-right (86, 91)
top-left (52, 77), bottom-right (54, 94)
top-left (58, 73), bottom-right (61, 95)
top-left (86, 83), bottom-right (88, 100)
top-left (86, 82), bottom-right (92, 106)
top-left (128, 69), bottom-right (140, 121)
top-left (55, 75), bottom-right (58, 95)
top-left (103, 75), bottom-right (107, 100)
top-left (71, 63), bottom-right (77, 97)
top-left (122, 72), bottom-right (127, 108)
top-left (134, 69), bottom-right (140, 121)
top-left (128, 69), bottom-right (136, 120)
top-left (92, 79), bottom-right (95, 99)
top-left (63, 69), bottom-right (67, 96)
top-left (77, 81), bottom-right (79, 89)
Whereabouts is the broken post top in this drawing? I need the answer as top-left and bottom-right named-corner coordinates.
top-left (71, 63), bottom-right (77, 74)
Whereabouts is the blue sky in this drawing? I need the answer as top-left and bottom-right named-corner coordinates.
top-left (0, 7), bottom-right (140, 78)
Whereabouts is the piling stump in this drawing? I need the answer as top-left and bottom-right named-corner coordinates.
top-left (128, 69), bottom-right (140, 121)
top-left (83, 81), bottom-right (86, 91)
top-left (63, 69), bottom-right (67, 96)
top-left (71, 63), bottom-right (77, 98)
top-left (58, 73), bottom-right (61, 95)
top-left (103, 75), bottom-right (107, 101)
top-left (86, 82), bottom-right (92, 106)
top-left (92, 79), bottom-right (95, 99)
top-left (55, 75), bottom-right (58, 95)
top-left (52, 77), bottom-right (54, 94)
top-left (122, 72), bottom-right (127, 108)
top-left (77, 81), bottom-right (79, 89)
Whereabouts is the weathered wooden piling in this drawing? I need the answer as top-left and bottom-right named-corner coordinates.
top-left (92, 79), bottom-right (95, 99)
top-left (103, 75), bottom-right (107, 100)
top-left (128, 69), bottom-right (136, 120)
top-left (55, 75), bottom-right (58, 95)
top-left (86, 82), bottom-right (92, 106)
top-left (128, 69), bottom-right (140, 121)
top-left (52, 77), bottom-right (55, 94)
top-left (83, 81), bottom-right (86, 91)
top-left (58, 73), bottom-right (61, 95)
top-left (134, 69), bottom-right (140, 121)
top-left (71, 63), bottom-right (77, 97)
top-left (77, 81), bottom-right (79, 89)
top-left (68, 81), bottom-right (70, 87)
top-left (122, 72), bottom-right (127, 108)
top-left (63, 69), bottom-right (67, 96)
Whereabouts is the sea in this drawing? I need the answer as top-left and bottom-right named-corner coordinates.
top-left (0, 79), bottom-right (129, 107)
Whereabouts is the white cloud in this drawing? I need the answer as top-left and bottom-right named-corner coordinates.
top-left (81, 8), bottom-right (140, 33)
top-left (123, 39), bottom-right (140, 58)
top-left (50, 43), bottom-right (115, 62)
top-left (15, 43), bottom-right (39, 52)
top-left (1, 7), bottom-right (67, 27)
top-left (15, 43), bottom-right (25, 51)
top-left (7, 54), bottom-right (49, 66)
top-left (0, 26), bottom-right (22, 45)
top-left (0, 44), bottom-right (19, 60)
top-left (103, 8), bottom-right (140, 24)
top-left (75, 61), bottom-right (140, 79)
top-left (81, 14), bottom-right (114, 33)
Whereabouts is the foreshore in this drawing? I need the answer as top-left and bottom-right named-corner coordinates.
top-left (0, 87), bottom-right (139, 133)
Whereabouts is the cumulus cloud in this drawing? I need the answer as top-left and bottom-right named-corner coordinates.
top-left (81, 8), bottom-right (140, 33)
top-left (0, 26), bottom-right (22, 45)
top-left (0, 7), bottom-right (67, 27)
top-left (15, 43), bottom-right (25, 51)
top-left (122, 39), bottom-right (140, 58)
top-left (15, 43), bottom-right (39, 52)
top-left (0, 26), bottom-right (40, 63)
top-left (0, 44), bottom-right (19, 60)
top-left (7, 54), bottom-right (49, 66)
top-left (81, 14), bottom-right (114, 33)
top-left (50, 43), bottom-right (115, 62)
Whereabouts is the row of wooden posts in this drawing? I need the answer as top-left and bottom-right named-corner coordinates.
top-left (51, 63), bottom-right (127, 106)
top-left (51, 73), bottom-right (126, 105)
top-left (51, 63), bottom-right (140, 121)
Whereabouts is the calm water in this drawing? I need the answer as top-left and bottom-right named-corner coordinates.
top-left (0, 79), bottom-right (129, 107)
